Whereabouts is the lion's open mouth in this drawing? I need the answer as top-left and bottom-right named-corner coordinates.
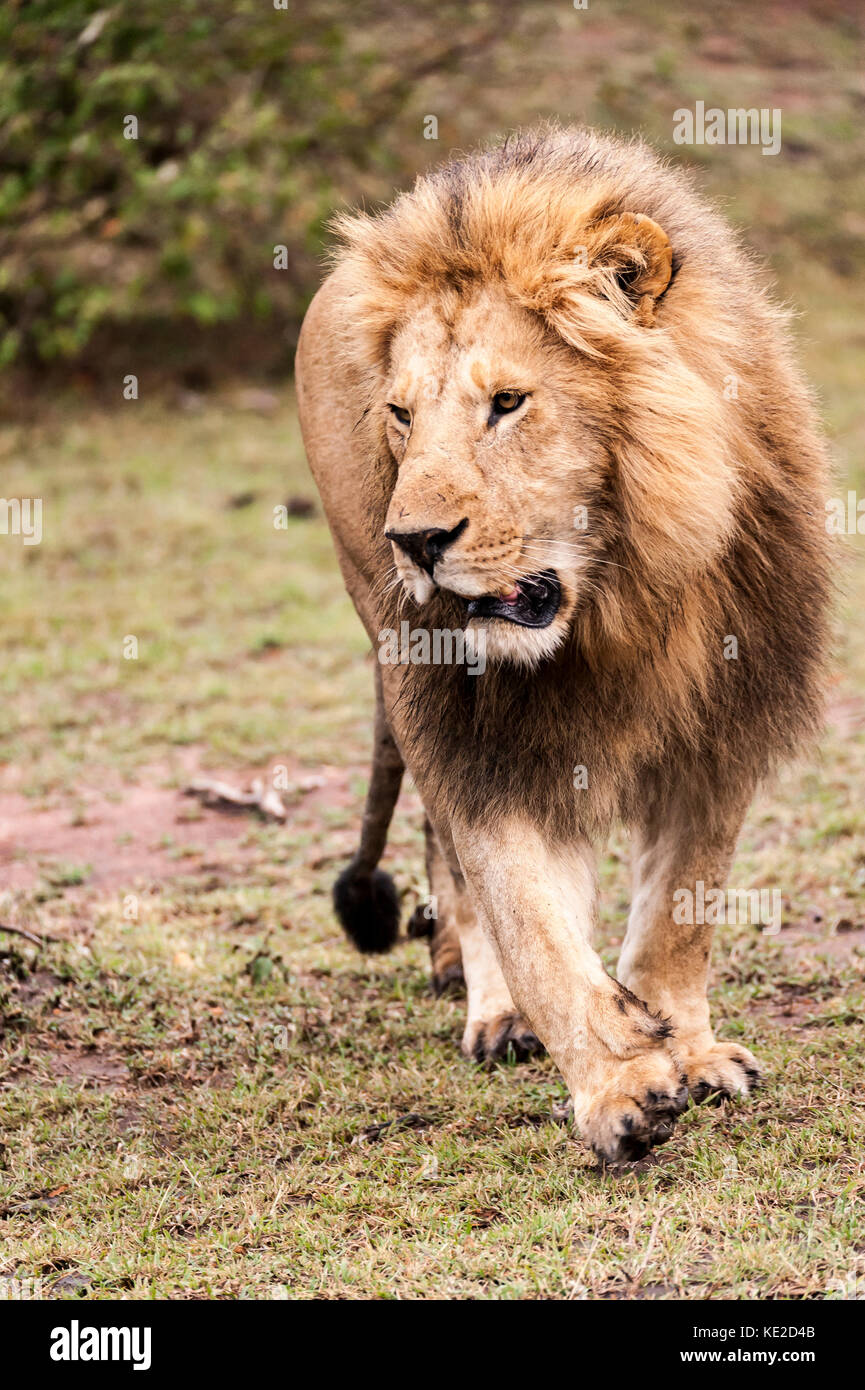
top-left (463, 569), bottom-right (561, 628)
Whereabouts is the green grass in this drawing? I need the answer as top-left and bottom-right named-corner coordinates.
top-left (0, 395), bottom-right (371, 793)
top-left (1, 0), bottom-right (865, 1301)
top-left (0, 889), bottom-right (863, 1299)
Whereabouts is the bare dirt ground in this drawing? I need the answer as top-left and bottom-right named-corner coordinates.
top-left (0, 756), bottom-right (425, 895)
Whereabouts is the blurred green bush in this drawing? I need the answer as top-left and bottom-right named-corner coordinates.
top-left (4, 1), bottom-right (861, 378)
top-left (0, 0), bottom-right (526, 366)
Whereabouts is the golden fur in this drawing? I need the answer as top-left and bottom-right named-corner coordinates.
top-left (295, 127), bottom-right (832, 1163)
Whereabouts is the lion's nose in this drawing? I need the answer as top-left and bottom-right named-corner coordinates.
top-left (385, 518), bottom-right (468, 575)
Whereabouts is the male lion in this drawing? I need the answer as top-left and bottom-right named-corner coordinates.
top-left (295, 128), bottom-right (831, 1163)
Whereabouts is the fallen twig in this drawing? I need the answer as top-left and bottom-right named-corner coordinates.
top-left (0, 923), bottom-right (60, 947)
top-left (184, 776), bottom-right (287, 822)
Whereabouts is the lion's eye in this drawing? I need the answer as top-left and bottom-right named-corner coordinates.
top-left (490, 390), bottom-right (526, 417)
top-left (388, 403), bottom-right (412, 427)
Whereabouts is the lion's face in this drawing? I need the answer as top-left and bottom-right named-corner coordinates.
top-left (383, 284), bottom-right (610, 666)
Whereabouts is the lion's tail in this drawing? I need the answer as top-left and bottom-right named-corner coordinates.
top-left (332, 675), bottom-right (403, 954)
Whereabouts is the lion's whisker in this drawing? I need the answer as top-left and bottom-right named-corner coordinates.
top-left (522, 544), bottom-right (629, 573)
top-left (370, 564), bottom-right (400, 600)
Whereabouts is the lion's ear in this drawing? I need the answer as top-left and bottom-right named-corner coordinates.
top-left (589, 212), bottom-right (673, 322)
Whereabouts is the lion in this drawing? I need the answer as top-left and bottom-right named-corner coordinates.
top-left (295, 127), bottom-right (832, 1163)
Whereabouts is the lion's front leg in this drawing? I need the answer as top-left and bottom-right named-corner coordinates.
top-left (452, 872), bottom-right (543, 1064)
top-left (422, 818), bottom-right (543, 1062)
top-left (453, 817), bottom-right (688, 1163)
top-left (618, 800), bottom-right (762, 1104)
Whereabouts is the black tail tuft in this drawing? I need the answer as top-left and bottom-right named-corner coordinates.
top-left (333, 864), bottom-right (400, 954)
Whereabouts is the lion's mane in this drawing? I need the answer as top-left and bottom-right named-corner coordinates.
top-left (331, 127), bottom-right (832, 840)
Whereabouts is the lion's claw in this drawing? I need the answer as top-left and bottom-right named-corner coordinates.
top-left (684, 1042), bottom-right (762, 1105)
top-left (575, 1051), bottom-right (689, 1165)
top-left (467, 1011), bottom-right (545, 1065)
top-left (602, 1078), bottom-right (689, 1163)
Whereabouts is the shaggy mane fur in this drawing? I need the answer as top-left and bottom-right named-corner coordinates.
top-left (330, 127), bottom-right (832, 842)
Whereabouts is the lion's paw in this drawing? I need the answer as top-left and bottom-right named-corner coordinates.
top-left (426, 919), bottom-right (466, 998)
top-left (464, 1011), bottom-right (545, 1065)
top-left (432, 960), bottom-right (466, 997)
top-left (682, 1040), bottom-right (762, 1105)
top-left (574, 1050), bottom-right (689, 1165)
